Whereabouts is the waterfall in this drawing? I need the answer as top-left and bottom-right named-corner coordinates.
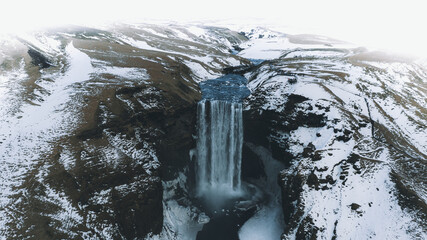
top-left (196, 100), bottom-right (243, 197)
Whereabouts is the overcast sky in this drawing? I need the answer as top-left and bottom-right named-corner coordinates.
top-left (1, 0), bottom-right (425, 56)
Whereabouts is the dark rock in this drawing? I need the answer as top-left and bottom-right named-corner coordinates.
top-left (302, 143), bottom-right (316, 158)
top-left (223, 64), bottom-right (258, 75)
top-left (359, 122), bottom-right (368, 128)
top-left (301, 112), bottom-right (327, 128)
top-left (390, 171), bottom-right (427, 224)
top-left (325, 175), bottom-right (336, 184)
top-left (242, 144), bottom-right (266, 180)
top-left (243, 110), bottom-right (273, 147)
top-left (288, 77), bottom-right (297, 84)
top-left (285, 94), bottom-right (309, 112)
top-left (336, 129), bottom-right (353, 142)
top-left (315, 166), bottom-right (328, 172)
top-left (280, 171), bottom-right (304, 225)
top-left (318, 175), bottom-right (335, 186)
top-left (343, 129), bottom-right (352, 135)
top-left (28, 48), bottom-right (52, 68)
top-left (157, 105), bottom-right (197, 181)
top-left (347, 153), bottom-right (359, 164)
top-left (349, 203), bottom-right (361, 211)
top-left (270, 141), bottom-right (295, 167)
top-left (295, 216), bottom-right (319, 240)
top-left (336, 134), bottom-right (351, 142)
top-left (331, 119), bottom-right (340, 124)
top-left (112, 180), bottom-right (163, 239)
top-left (45, 75), bottom-right (197, 239)
top-left (307, 172), bottom-right (319, 189)
top-left (232, 45), bottom-right (244, 52)
top-left (312, 151), bottom-right (322, 161)
top-left (302, 143), bottom-right (322, 162)
top-left (332, 220), bottom-right (338, 240)
top-left (76, 127), bottom-right (103, 140)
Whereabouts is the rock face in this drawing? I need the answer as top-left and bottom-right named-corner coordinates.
top-left (1, 23), bottom-right (426, 240)
top-left (27, 48), bottom-right (52, 68)
top-left (238, 28), bottom-right (427, 239)
top-left (0, 24), bottom-right (248, 239)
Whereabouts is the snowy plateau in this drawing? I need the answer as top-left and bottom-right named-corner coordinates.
top-left (0, 23), bottom-right (426, 240)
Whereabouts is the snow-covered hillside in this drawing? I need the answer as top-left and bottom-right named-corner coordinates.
top-left (0, 23), bottom-right (248, 239)
top-left (0, 23), bottom-right (425, 240)
top-left (238, 27), bottom-right (426, 239)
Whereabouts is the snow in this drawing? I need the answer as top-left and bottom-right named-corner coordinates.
top-left (243, 30), bottom-right (426, 239)
top-left (126, 38), bottom-right (160, 51)
top-left (143, 28), bottom-right (168, 38)
top-left (290, 127), bottom-right (329, 150)
top-left (293, 83), bottom-right (332, 100)
top-left (172, 29), bottom-right (192, 41)
top-left (239, 205), bottom-right (284, 240)
top-left (58, 148), bottom-right (76, 171)
top-left (187, 26), bottom-right (206, 37)
top-left (43, 183), bottom-right (84, 235)
top-left (239, 144), bottom-right (285, 240)
top-left (184, 60), bottom-right (220, 81)
top-left (284, 49), bottom-right (347, 59)
top-left (304, 164), bottom-right (424, 240)
top-left (0, 41), bottom-right (92, 233)
top-left (239, 38), bottom-right (287, 60)
top-left (147, 173), bottom-right (205, 240)
top-left (0, 59), bottom-right (27, 116)
top-left (104, 129), bottom-right (159, 173)
top-left (1, 22), bottom-right (425, 240)
top-left (95, 65), bottom-right (150, 81)
top-left (238, 34), bottom-right (345, 60)
top-left (280, 115), bottom-right (425, 239)
top-left (18, 32), bottom-right (62, 56)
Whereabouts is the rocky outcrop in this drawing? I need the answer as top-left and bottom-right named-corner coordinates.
top-left (1, 23), bottom-right (426, 240)
top-left (0, 23), bottom-right (249, 239)
top-left (244, 93), bottom-right (327, 167)
top-left (240, 41), bottom-right (427, 239)
top-left (27, 48), bottom-right (52, 68)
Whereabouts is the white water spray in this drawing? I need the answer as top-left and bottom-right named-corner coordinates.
top-left (196, 100), bottom-right (243, 197)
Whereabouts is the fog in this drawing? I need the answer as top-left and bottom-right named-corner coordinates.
top-left (1, 0), bottom-right (425, 56)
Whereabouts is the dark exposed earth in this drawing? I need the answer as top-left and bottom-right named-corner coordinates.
top-left (0, 23), bottom-right (426, 239)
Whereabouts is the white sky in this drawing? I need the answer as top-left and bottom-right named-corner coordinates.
top-left (1, 0), bottom-right (426, 56)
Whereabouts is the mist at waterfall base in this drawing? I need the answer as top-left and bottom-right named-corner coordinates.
top-left (194, 74), bottom-right (285, 239)
top-left (195, 74), bottom-right (251, 210)
top-left (196, 101), bottom-right (244, 207)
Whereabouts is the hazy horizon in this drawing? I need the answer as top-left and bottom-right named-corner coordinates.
top-left (1, 0), bottom-right (425, 56)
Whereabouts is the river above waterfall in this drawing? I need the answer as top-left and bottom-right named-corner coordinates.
top-left (199, 74), bottom-right (251, 102)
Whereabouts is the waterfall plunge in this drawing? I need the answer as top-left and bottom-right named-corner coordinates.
top-left (196, 100), bottom-right (243, 197)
